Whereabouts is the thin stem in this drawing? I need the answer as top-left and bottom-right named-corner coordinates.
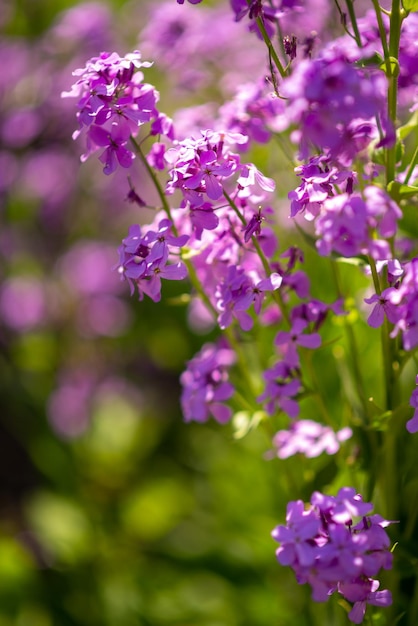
top-left (371, 0), bottom-right (390, 61)
top-left (344, 0), bottom-right (363, 48)
top-left (130, 135), bottom-right (172, 219)
top-left (333, 0), bottom-right (359, 43)
top-left (386, 0), bottom-right (404, 184)
top-left (368, 255), bottom-right (382, 296)
top-left (403, 142), bottom-right (418, 185)
top-left (255, 16), bottom-right (287, 79)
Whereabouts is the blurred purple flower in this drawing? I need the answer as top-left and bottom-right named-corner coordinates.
top-left (180, 340), bottom-right (236, 423)
top-left (0, 277), bottom-right (46, 331)
top-left (272, 420), bottom-right (352, 459)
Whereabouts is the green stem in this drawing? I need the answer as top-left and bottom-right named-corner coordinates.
top-left (368, 255), bottom-right (382, 295)
top-left (345, 0), bottom-right (363, 48)
top-left (386, 0), bottom-right (404, 184)
top-left (371, 0), bottom-right (390, 61)
top-left (130, 136), bottom-right (173, 219)
top-left (255, 16), bottom-right (287, 79)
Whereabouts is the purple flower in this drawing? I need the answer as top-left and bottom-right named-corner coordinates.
top-left (87, 122), bottom-right (134, 174)
top-left (274, 318), bottom-right (321, 367)
top-left (272, 490), bottom-right (394, 623)
top-left (272, 420), bottom-right (352, 459)
top-left (62, 50), bottom-right (160, 170)
top-left (389, 258), bottom-right (418, 351)
top-left (243, 208), bottom-right (264, 242)
top-left (116, 219), bottom-right (189, 301)
top-left (258, 361), bottom-right (301, 418)
top-left (281, 53), bottom-right (387, 162)
top-left (364, 288), bottom-right (400, 328)
top-left (314, 188), bottom-right (402, 260)
top-left (341, 580), bottom-right (392, 624)
top-left (219, 81), bottom-right (284, 149)
top-left (406, 375), bottom-right (418, 433)
top-left (165, 131), bottom-right (242, 208)
top-left (180, 341), bottom-right (236, 423)
top-left (186, 149), bottom-right (235, 200)
top-left (289, 154), bottom-right (356, 220)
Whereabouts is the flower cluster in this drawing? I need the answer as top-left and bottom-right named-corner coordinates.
top-left (272, 419), bottom-right (352, 459)
top-left (314, 186), bottom-right (402, 260)
top-left (165, 129), bottom-right (275, 211)
top-left (180, 340), bottom-right (236, 423)
top-left (62, 50), bottom-right (167, 174)
top-left (280, 51), bottom-right (389, 162)
top-left (60, 0), bottom-right (418, 621)
top-left (115, 219), bottom-right (188, 302)
top-left (272, 488), bottom-right (394, 623)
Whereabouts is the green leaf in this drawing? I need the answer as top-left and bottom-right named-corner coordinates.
top-left (400, 203), bottom-right (418, 237)
top-left (294, 221), bottom-right (318, 251)
top-left (379, 56), bottom-right (399, 77)
top-left (387, 180), bottom-right (418, 202)
top-left (232, 410), bottom-right (265, 439)
top-left (397, 110), bottom-right (418, 140)
top-left (403, 0), bottom-right (418, 12)
top-left (334, 255), bottom-right (368, 267)
top-left (354, 52), bottom-right (384, 69)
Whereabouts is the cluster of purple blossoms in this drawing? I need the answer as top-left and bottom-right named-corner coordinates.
top-left (326, 10), bottom-right (418, 110)
top-left (289, 154), bottom-right (356, 220)
top-left (314, 186), bottom-right (402, 260)
top-left (256, 249), bottom-right (346, 419)
top-left (218, 81), bottom-right (285, 150)
top-left (180, 340), bottom-right (236, 423)
top-left (62, 51), bottom-right (170, 174)
top-left (165, 129), bottom-right (275, 212)
top-left (272, 419), bottom-right (352, 458)
top-left (272, 488), bottom-right (394, 623)
top-left (214, 265), bottom-right (283, 331)
top-left (115, 218), bottom-right (188, 302)
top-left (257, 317), bottom-right (321, 419)
top-left (280, 51), bottom-right (388, 163)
